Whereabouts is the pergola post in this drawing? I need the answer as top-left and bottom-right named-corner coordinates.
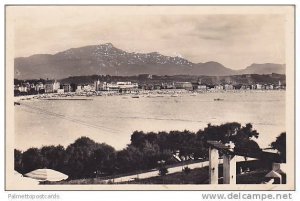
top-left (209, 146), bottom-right (219, 184)
top-left (223, 154), bottom-right (236, 184)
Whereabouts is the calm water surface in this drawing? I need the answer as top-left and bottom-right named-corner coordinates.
top-left (15, 91), bottom-right (285, 151)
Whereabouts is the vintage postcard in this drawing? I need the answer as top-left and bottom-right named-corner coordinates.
top-left (5, 5), bottom-right (295, 190)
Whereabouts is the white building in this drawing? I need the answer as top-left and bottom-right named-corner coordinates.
top-left (76, 85), bottom-right (83, 93)
top-left (196, 85), bottom-right (207, 91)
top-left (94, 80), bottom-right (101, 91)
top-left (57, 89), bottom-right (64, 94)
top-left (18, 85), bottom-right (28, 92)
top-left (224, 84), bottom-right (234, 90)
top-left (117, 82), bottom-right (138, 93)
top-left (35, 82), bottom-right (44, 92)
top-left (215, 85), bottom-right (224, 90)
top-left (256, 84), bottom-right (262, 90)
top-left (45, 80), bottom-right (60, 93)
top-left (94, 81), bottom-right (138, 93)
top-left (83, 84), bottom-right (94, 92)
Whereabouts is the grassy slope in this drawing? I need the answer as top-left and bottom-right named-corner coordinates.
top-left (120, 167), bottom-right (269, 185)
top-left (46, 167), bottom-right (270, 185)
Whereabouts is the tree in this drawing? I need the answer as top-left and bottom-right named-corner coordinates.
top-left (271, 132), bottom-right (286, 162)
top-left (14, 149), bottom-right (23, 173)
top-left (130, 131), bottom-right (146, 148)
top-left (234, 139), bottom-right (261, 157)
top-left (178, 130), bottom-right (197, 159)
top-left (22, 148), bottom-right (45, 173)
top-left (156, 131), bottom-right (169, 150)
top-left (200, 122), bottom-right (241, 143)
top-left (193, 134), bottom-right (208, 160)
top-left (141, 141), bottom-right (162, 169)
top-left (65, 137), bottom-right (105, 178)
top-left (233, 123), bottom-right (261, 156)
top-left (116, 145), bottom-right (144, 173)
top-left (167, 130), bottom-right (184, 152)
top-left (40, 145), bottom-right (66, 173)
top-left (236, 123), bottom-right (259, 140)
top-left (90, 143), bottom-right (116, 176)
top-left (145, 132), bottom-right (158, 144)
top-left (197, 123), bottom-right (261, 157)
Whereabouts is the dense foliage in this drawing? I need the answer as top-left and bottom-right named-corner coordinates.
top-left (14, 122), bottom-right (281, 179)
top-left (271, 132), bottom-right (286, 162)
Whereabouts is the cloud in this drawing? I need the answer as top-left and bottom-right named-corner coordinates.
top-left (9, 7), bottom-right (286, 69)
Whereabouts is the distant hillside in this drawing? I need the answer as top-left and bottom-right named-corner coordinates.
top-left (14, 43), bottom-right (285, 79)
top-left (58, 73), bottom-right (285, 86)
top-left (238, 63), bottom-right (286, 75)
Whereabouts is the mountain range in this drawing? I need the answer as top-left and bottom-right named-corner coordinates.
top-left (14, 43), bottom-right (286, 79)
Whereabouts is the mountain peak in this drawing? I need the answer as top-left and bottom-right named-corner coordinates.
top-left (205, 61), bottom-right (223, 65)
top-left (14, 43), bottom-right (286, 79)
top-left (240, 63), bottom-right (286, 74)
top-left (149, 52), bottom-right (160, 55)
top-left (100, 43), bottom-right (114, 48)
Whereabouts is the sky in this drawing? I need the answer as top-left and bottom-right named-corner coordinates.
top-left (8, 6), bottom-right (287, 70)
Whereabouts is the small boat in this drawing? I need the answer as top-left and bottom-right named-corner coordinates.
top-left (214, 98), bottom-right (224, 101)
top-left (14, 102), bottom-right (21, 105)
top-left (131, 95), bottom-right (140, 98)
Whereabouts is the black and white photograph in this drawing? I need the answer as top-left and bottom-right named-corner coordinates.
top-left (5, 5), bottom-right (295, 190)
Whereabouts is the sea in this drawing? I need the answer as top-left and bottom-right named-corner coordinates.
top-left (14, 90), bottom-right (285, 151)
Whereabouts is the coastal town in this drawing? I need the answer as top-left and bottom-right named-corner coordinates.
top-left (7, 3), bottom-right (296, 194)
top-left (14, 75), bottom-right (286, 98)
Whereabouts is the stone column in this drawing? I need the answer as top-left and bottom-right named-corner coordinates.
top-left (209, 147), bottom-right (219, 184)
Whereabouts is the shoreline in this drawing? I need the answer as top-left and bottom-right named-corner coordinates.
top-left (14, 89), bottom-right (285, 102)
